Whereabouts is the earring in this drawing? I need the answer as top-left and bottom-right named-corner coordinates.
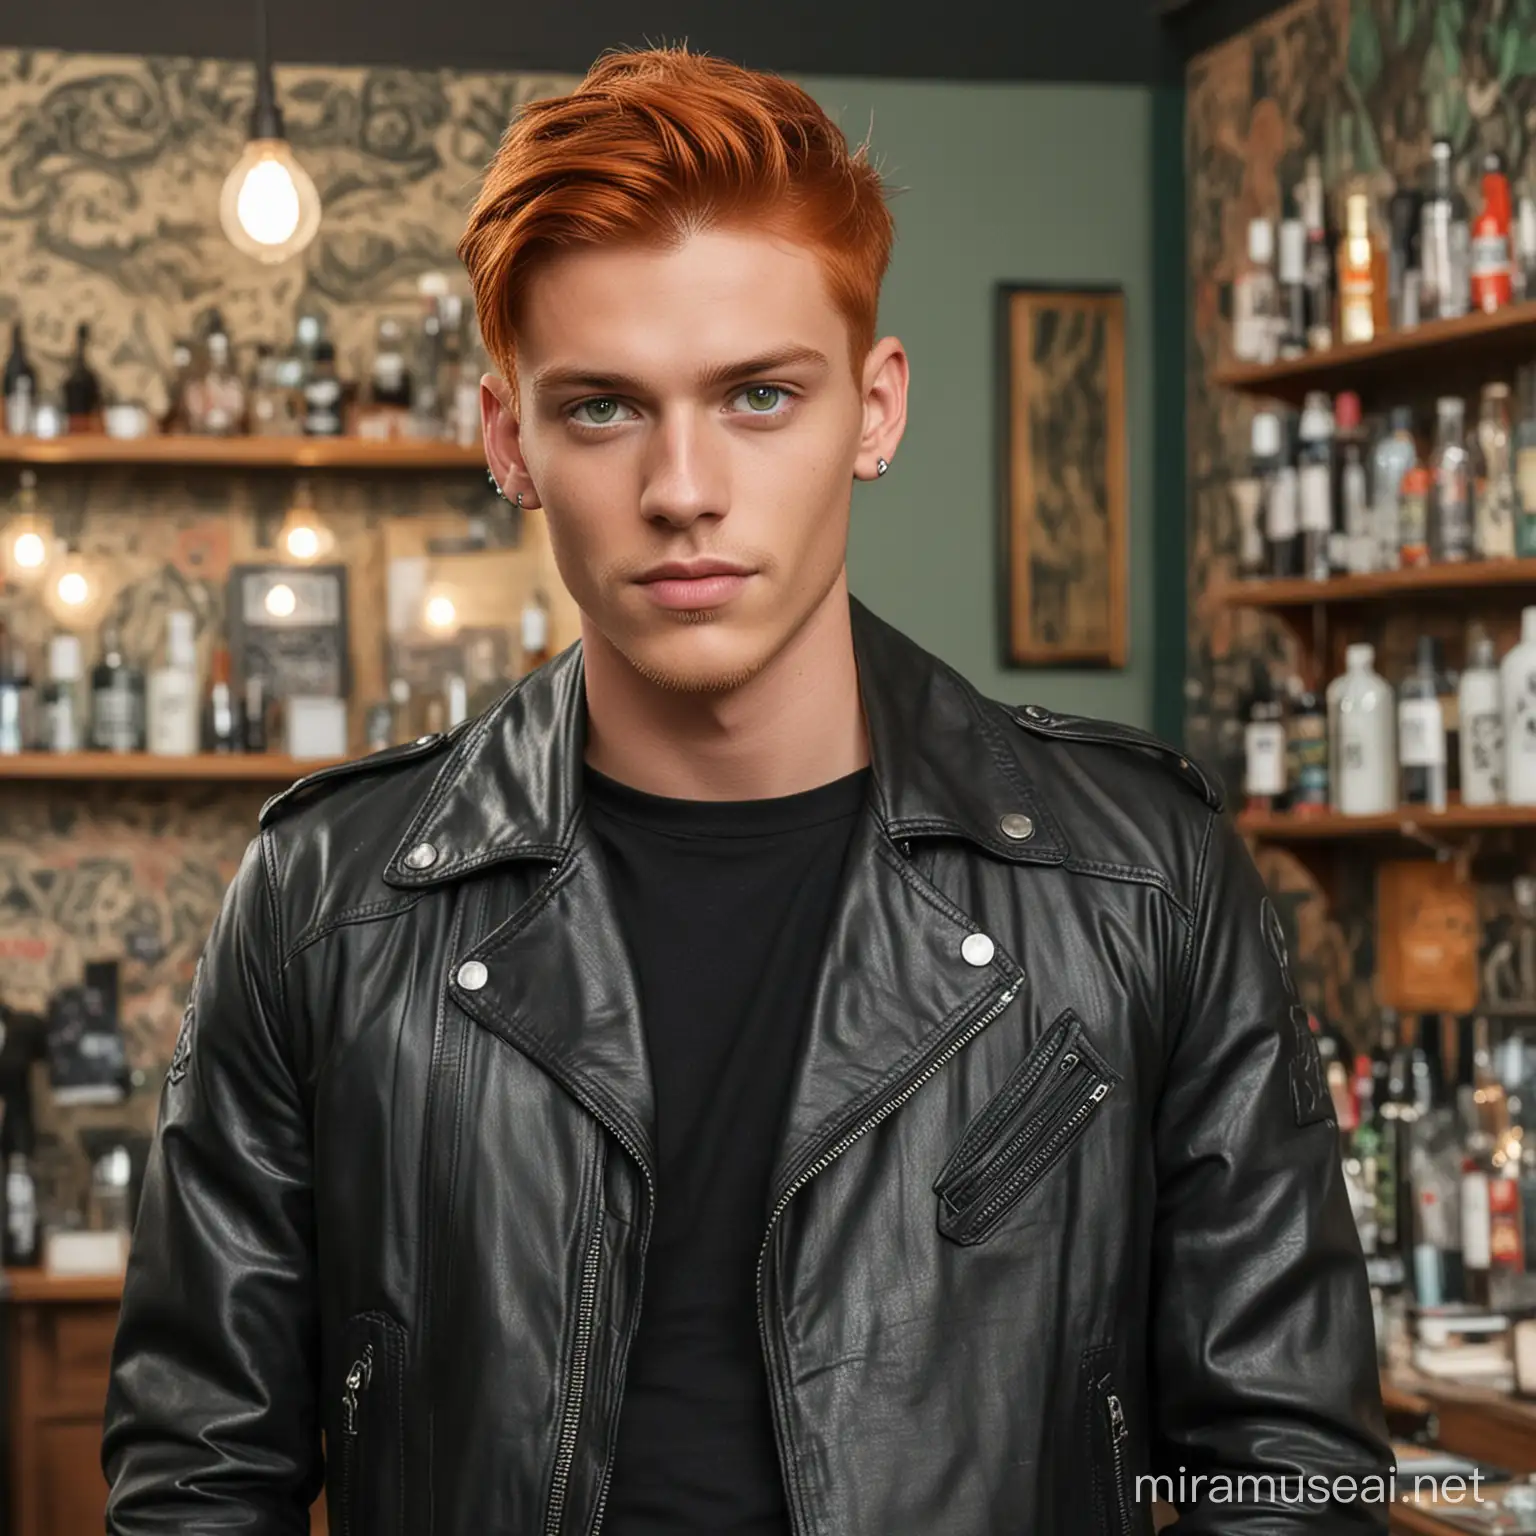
top-left (875, 457), bottom-right (890, 477)
top-left (515, 491), bottom-right (525, 510)
top-left (488, 470), bottom-right (505, 499)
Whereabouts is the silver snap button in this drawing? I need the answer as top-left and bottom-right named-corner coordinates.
top-left (416, 733), bottom-right (440, 746)
top-left (1024, 705), bottom-right (1048, 721)
top-left (999, 812), bottom-right (1035, 841)
top-left (961, 933), bottom-right (995, 967)
top-left (457, 960), bottom-right (488, 992)
top-left (403, 841), bottom-right (439, 871)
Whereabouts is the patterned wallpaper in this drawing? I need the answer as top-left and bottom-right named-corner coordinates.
top-left (0, 47), bottom-right (578, 1171)
top-left (1186, 0), bottom-right (1536, 1048)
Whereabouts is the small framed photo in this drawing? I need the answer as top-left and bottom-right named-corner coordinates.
top-left (997, 284), bottom-right (1128, 670)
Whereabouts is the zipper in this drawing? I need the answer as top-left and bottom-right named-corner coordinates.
top-left (340, 1343), bottom-right (375, 1536)
top-left (547, 1212), bottom-right (605, 1536)
top-left (755, 975), bottom-right (1023, 1535)
top-left (1106, 1392), bottom-right (1132, 1536)
top-left (941, 1046), bottom-right (1088, 1211)
top-left (951, 1078), bottom-right (1110, 1243)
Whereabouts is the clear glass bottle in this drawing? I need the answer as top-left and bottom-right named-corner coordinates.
top-left (1243, 661), bottom-right (1286, 813)
top-left (1234, 218), bottom-right (1279, 363)
top-left (1336, 391), bottom-right (1371, 572)
top-left (1421, 137), bottom-right (1471, 322)
top-left (41, 633), bottom-right (84, 754)
top-left (1399, 636), bottom-right (1447, 812)
top-left (302, 342), bottom-right (345, 437)
top-left (90, 622), bottom-right (145, 753)
top-left (1235, 413), bottom-right (1275, 579)
top-left (1296, 391), bottom-right (1335, 581)
top-left (1474, 382), bottom-right (1518, 560)
top-left (1372, 407), bottom-right (1417, 572)
top-left (146, 610), bottom-right (199, 756)
top-left (1265, 411), bottom-right (1301, 578)
top-left (1301, 154), bottom-right (1335, 350)
top-left (247, 343), bottom-right (297, 437)
top-left (1430, 397), bottom-right (1474, 561)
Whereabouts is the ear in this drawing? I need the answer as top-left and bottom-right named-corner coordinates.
top-left (481, 374), bottom-right (543, 509)
top-left (853, 336), bottom-right (910, 482)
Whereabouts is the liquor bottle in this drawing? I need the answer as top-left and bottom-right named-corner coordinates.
top-left (1473, 382), bottom-right (1518, 559)
top-left (41, 633), bottom-right (84, 754)
top-left (90, 623), bottom-right (145, 753)
top-left (1297, 391), bottom-right (1334, 582)
top-left (243, 676), bottom-right (268, 753)
top-left (1399, 635), bottom-right (1448, 812)
top-left (1338, 193), bottom-right (1378, 345)
top-left (1277, 215), bottom-right (1308, 358)
top-left (302, 342), bottom-right (345, 437)
top-left (519, 592), bottom-right (552, 673)
top-left (1401, 464), bottom-right (1432, 568)
top-left (1234, 217), bottom-right (1279, 363)
top-left (1519, 183), bottom-right (1536, 302)
top-left (1300, 155), bottom-right (1335, 350)
top-left (358, 318), bottom-right (413, 440)
top-left (62, 322), bottom-right (103, 432)
top-left (1372, 408), bottom-right (1416, 572)
top-left (196, 322), bottom-right (245, 436)
top-left (1421, 138), bottom-right (1471, 321)
top-left (1460, 629), bottom-right (1505, 806)
top-left (1471, 152), bottom-right (1515, 314)
top-left (161, 338), bottom-right (195, 434)
top-left (1329, 643), bottom-right (1396, 815)
top-left (0, 621), bottom-right (31, 754)
top-left (1388, 187), bottom-right (1424, 330)
top-left (2, 1090), bottom-right (38, 1269)
top-left (145, 611), bottom-right (199, 756)
top-left (1373, 1013), bottom-right (1408, 1272)
top-left (1504, 607), bottom-right (1536, 804)
top-left (203, 643), bottom-right (239, 753)
top-left (3, 321), bottom-right (37, 437)
top-left (1430, 397), bottom-right (1474, 562)
top-left (1517, 366), bottom-right (1536, 557)
top-left (1285, 674), bottom-right (1329, 816)
top-left (247, 343), bottom-right (298, 437)
top-left (1265, 412), bottom-right (1301, 578)
top-left (1243, 661), bottom-right (1286, 813)
top-left (1235, 414), bottom-right (1275, 579)
top-left (1336, 391), bottom-right (1372, 573)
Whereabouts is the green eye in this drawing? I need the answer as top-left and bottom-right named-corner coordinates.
top-left (577, 398), bottom-right (619, 424)
top-left (743, 386), bottom-right (782, 412)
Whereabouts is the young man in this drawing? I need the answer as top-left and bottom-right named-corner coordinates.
top-left (104, 46), bottom-right (1390, 1536)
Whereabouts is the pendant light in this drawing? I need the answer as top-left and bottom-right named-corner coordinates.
top-left (219, 0), bottom-right (322, 264)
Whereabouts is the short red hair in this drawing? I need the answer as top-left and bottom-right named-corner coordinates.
top-left (458, 47), bottom-right (895, 391)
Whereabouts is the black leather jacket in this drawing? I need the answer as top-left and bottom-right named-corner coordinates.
top-left (103, 600), bottom-right (1390, 1535)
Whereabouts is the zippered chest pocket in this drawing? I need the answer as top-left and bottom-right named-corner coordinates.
top-left (335, 1311), bottom-right (407, 1536)
top-left (932, 1010), bottom-right (1117, 1246)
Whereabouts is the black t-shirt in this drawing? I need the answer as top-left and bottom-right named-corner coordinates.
top-left (584, 762), bottom-right (871, 1536)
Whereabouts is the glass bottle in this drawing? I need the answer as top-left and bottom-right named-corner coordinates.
top-left (90, 622), bottom-right (145, 753)
top-left (1266, 411), bottom-right (1301, 578)
top-left (0, 620), bottom-right (31, 754)
top-left (1235, 413), bottom-right (1275, 579)
top-left (1401, 464), bottom-right (1432, 567)
top-left (519, 592), bottom-right (552, 673)
top-left (1296, 391), bottom-right (1335, 581)
top-left (1421, 138), bottom-right (1471, 322)
top-left (1285, 674), bottom-right (1329, 816)
top-left (1399, 636), bottom-right (1448, 811)
top-left (1234, 217), bottom-right (1279, 363)
top-left (1372, 408), bottom-right (1416, 573)
top-left (62, 322), bottom-right (103, 432)
top-left (370, 318), bottom-right (413, 408)
top-left (3, 321), bottom-right (37, 437)
top-left (1471, 151), bottom-right (1515, 315)
top-left (41, 633), bottom-right (84, 754)
top-left (1300, 154), bottom-right (1335, 350)
top-left (1430, 397), bottom-right (1474, 562)
top-left (1473, 382), bottom-right (1518, 560)
top-left (1336, 391), bottom-right (1371, 573)
top-left (161, 338), bottom-right (195, 434)
top-left (1460, 629), bottom-right (1505, 806)
top-left (203, 643), bottom-right (239, 753)
top-left (200, 325), bottom-right (245, 436)
top-left (1328, 642), bottom-right (1397, 815)
top-left (247, 343), bottom-right (296, 437)
top-left (1516, 366), bottom-right (1536, 557)
top-left (303, 342), bottom-right (344, 437)
top-left (1243, 661), bottom-right (1286, 813)
top-left (1338, 193), bottom-right (1378, 345)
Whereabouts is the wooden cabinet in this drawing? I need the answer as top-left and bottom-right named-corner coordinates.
top-left (5, 1271), bottom-right (327, 1536)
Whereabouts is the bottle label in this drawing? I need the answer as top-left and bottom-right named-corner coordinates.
top-left (6, 1169), bottom-right (34, 1257)
top-left (1233, 477), bottom-right (1266, 571)
top-left (1471, 232), bottom-right (1512, 279)
top-left (1398, 698), bottom-right (1446, 767)
top-left (1491, 1176), bottom-right (1525, 1270)
top-left (1437, 466), bottom-right (1473, 558)
top-left (1287, 717), bottom-right (1329, 805)
top-left (1464, 708), bottom-right (1506, 801)
top-left (1299, 462), bottom-right (1332, 533)
top-left (1338, 716), bottom-right (1391, 814)
top-left (46, 696), bottom-right (78, 754)
top-left (1343, 462), bottom-right (1371, 575)
top-left (92, 685), bottom-right (140, 751)
top-left (1244, 721), bottom-right (1286, 796)
top-left (1267, 468), bottom-right (1299, 540)
top-left (1464, 1169), bottom-right (1493, 1268)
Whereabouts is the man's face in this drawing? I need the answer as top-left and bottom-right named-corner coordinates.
top-left (486, 226), bottom-right (903, 693)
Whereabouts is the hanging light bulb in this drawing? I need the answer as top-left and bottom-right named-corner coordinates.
top-left (4, 471), bottom-right (51, 582)
top-left (52, 547), bottom-right (97, 612)
top-left (219, 0), bottom-right (322, 265)
top-left (423, 590), bottom-right (460, 635)
top-left (278, 479), bottom-right (333, 561)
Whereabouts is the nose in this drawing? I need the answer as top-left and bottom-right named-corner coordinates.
top-left (638, 406), bottom-right (727, 529)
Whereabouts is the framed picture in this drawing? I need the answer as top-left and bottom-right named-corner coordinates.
top-left (997, 284), bottom-right (1128, 669)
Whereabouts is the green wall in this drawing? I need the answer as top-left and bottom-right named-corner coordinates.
top-left (806, 77), bottom-right (1161, 729)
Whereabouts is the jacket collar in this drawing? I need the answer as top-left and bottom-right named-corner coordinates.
top-left (383, 598), bottom-right (1065, 889)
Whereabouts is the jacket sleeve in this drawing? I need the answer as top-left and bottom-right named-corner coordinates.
top-left (102, 832), bottom-right (322, 1533)
top-left (1148, 809), bottom-right (1392, 1532)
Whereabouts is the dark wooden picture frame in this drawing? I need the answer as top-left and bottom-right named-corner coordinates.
top-left (997, 284), bottom-right (1128, 669)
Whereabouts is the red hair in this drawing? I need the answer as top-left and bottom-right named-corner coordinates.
top-left (457, 47), bottom-right (894, 391)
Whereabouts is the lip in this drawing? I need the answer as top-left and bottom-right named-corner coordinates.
top-left (635, 560), bottom-right (755, 611)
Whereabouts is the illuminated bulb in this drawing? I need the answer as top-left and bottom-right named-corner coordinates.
top-left (285, 522), bottom-right (321, 560)
top-left (265, 582), bottom-right (297, 619)
top-left (220, 139), bottom-right (322, 265)
top-left (56, 565), bottom-right (92, 608)
top-left (5, 470), bottom-right (51, 581)
top-left (278, 483), bottom-right (332, 562)
top-left (12, 531), bottom-right (45, 570)
top-left (424, 594), bottom-right (458, 633)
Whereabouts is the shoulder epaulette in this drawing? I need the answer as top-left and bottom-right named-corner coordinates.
top-left (259, 725), bottom-right (464, 830)
top-left (1011, 705), bottom-right (1224, 812)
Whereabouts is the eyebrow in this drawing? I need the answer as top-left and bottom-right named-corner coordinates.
top-left (531, 344), bottom-right (832, 398)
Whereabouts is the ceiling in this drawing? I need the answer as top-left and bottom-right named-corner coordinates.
top-left (0, 0), bottom-right (1291, 88)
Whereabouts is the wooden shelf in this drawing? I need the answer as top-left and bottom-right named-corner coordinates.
top-left (2, 1270), bottom-right (123, 1305)
top-left (0, 434), bottom-right (486, 471)
top-left (1239, 804), bottom-right (1536, 840)
top-left (1223, 559), bottom-right (1536, 614)
top-left (1215, 300), bottom-right (1536, 404)
top-left (0, 752), bottom-right (342, 783)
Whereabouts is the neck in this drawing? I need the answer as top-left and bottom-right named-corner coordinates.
top-left (580, 576), bottom-right (868, 801)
